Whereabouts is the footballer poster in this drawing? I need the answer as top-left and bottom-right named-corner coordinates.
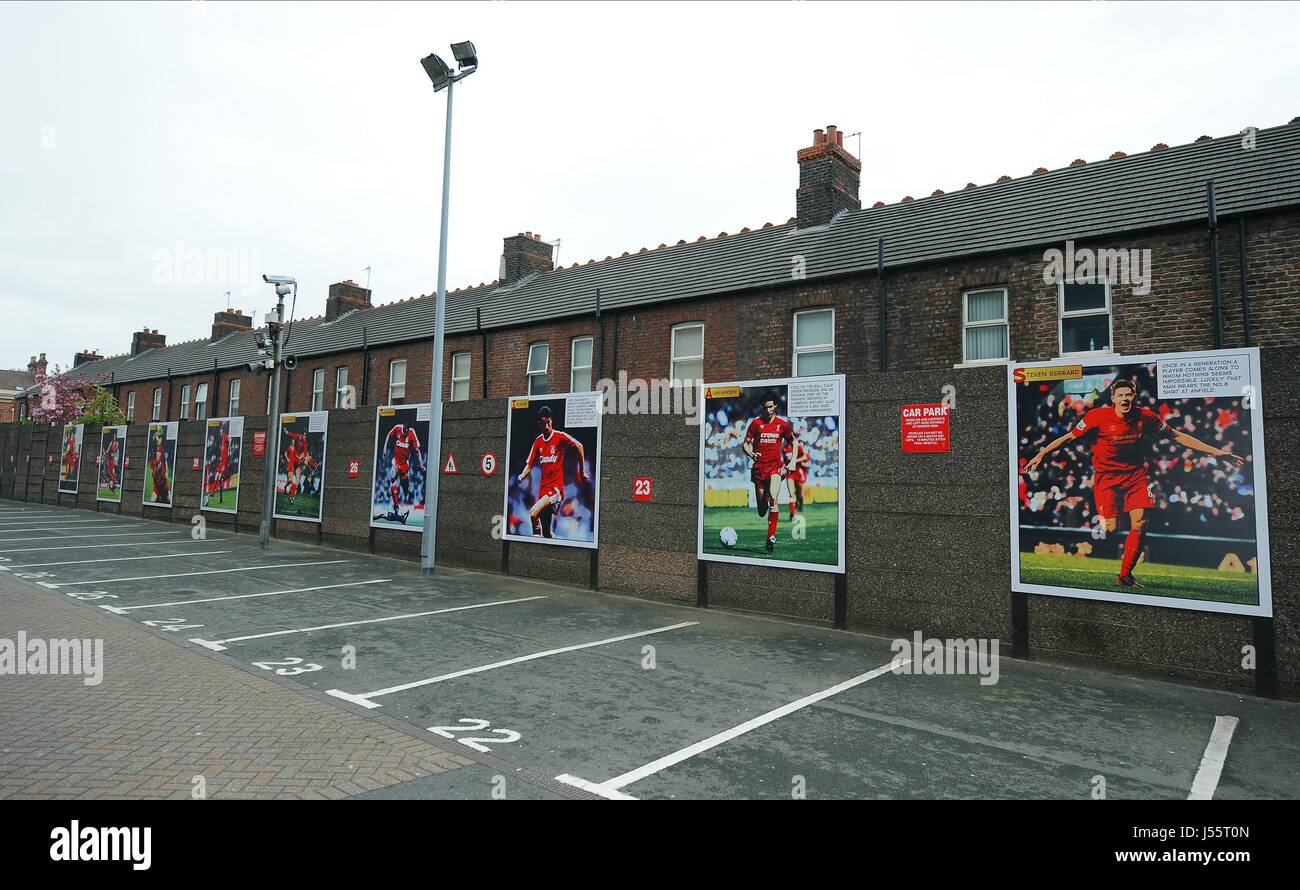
top-left (96, 425), bottom-right (127, 503)
top-left (57, 423), bottom-right (83, 494)
top-left (370, 404), bottom-right (430, 532)
top-left (503, 391), bottom-right (602, 548)
top-left (698, 375), bottom-right (846, 573)
top-left (274, 411), bottom-right (328, 523)
top-left (200, 417), bottom-right (244, 514)
top-left (143, 421), bottom-right (178, 509)
top-left (1010, 347), bottom-right (1272, 616)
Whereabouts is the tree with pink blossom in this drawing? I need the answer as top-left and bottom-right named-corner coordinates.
top-left (26, 364), bottom-right (87, 426)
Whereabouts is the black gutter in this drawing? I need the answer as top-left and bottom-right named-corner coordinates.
top-left (1207, 182), bottom-right (1224, 349)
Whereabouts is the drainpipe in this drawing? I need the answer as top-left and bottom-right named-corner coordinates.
top-left (361, 326), bottom-right (371, 406)
top-left (595, 288), bottom-right (604, 382)
top-left (477, 306), bottom-right (488, 399)
top-left (1206, 182), bottom-right (1223, 349)
top-left (1238, 217), bottom-right (1252, 347)
top-left (877, 236), bottom-right (887, 372)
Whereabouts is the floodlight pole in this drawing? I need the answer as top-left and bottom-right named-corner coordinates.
top-left (259, 287), bottom-right (288, 550)
top-left (421, 77), bottom-right (455, 575)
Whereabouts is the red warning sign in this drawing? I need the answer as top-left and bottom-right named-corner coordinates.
top-left (347, 459), bottom-right (360, 478)
top-left (192, 457), bottom-right (201, 471)
top-left (443, 452), bottom-right (458, 474)
top-left (902, 404), bottom-right (950, 453)
top-left (252, 430), bottom-right (267, 457)
top-left (633, 477), bottom-right (653, 501)
top-left (481, 452), bottom-right (497, 476)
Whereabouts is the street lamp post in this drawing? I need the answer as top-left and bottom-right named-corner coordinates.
top-left (257, 274), bottom-right (295, 550)
top-left (419, 41), bottom-right (478, 576)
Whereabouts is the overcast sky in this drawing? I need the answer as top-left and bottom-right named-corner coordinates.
top-left (2, 0), bottom-right (1297, 372)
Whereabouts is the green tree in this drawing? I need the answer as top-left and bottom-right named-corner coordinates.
top-left (72, 385), bottom-right (126, 426)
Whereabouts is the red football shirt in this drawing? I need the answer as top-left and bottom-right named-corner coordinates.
top-left (746, 415), bottom-right (794, 469)
top-left (1071, 405), bottom-right (1168, 473)
top-left (528, 430), bottom-right (578, 494)
top-left (389, 425), bottom-right (420, 472)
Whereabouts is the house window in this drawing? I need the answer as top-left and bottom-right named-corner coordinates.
top-left (228, 379), bottom-right (240, 416)
top-left (195, 383), bottom-right (208, 420)
top-left (335, 367), bottom-right (349, 408)
top-left (570, 338), bottom-right (593, 393)
top-left (451, 352), bottom-right (471, 401)
top-left (670, 323), bottom-right (704, 383)
top-left (527, 343), bottom-right (549, 396)
top-left (1059, 281), bottom-right (1112, 355)
top-left (389, 359), bottom-right (407, 404)
top-left (311, 368), bottom-right (325, 411)
top-left (151, 388), bottom-right (162, 421)
top-left (793, 308), bottom-right (835, 376)
top-left (962, 288), bottom-right (1010, 363)
top-left (126, 392), bottom-right (136, 421)
top-left (179, 384), bottom-right (191, 420)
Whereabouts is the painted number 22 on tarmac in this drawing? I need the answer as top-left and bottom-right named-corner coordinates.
top-left (428, 718), bottom-right (520, 753)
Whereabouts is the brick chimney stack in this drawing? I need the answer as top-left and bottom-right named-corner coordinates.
top-left (325, 280), bottom-right (373, 320)
top-left (796, 124), bottom-right (861, 228)
top-left (499, 232), bottom-right (554, 286)
top-left (131, 328), bottom-right (166, 355)
top-left (212, 308), bottom-right (253, 340)
top-left (73, 349), bottom-right (102, 368)
top-left (28, 353), bottom-right (47, 376)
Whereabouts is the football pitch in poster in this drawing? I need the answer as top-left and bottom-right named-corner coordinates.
top-left (200, 417), bottom-right (244, 514)
top-left (1010, 347), bottom-right (1272, 616)
top-left (143, 422), bottom-right (178, 509)
top-left (370, 404), bottom-right (430, 532)
top-left (698, 375), bottom-right (846, 573)
top-left (274, 411), bottom-right (328, 523)
top-left (96, 425), bottom-right (127, 502)
top-left (504, 391), bottom-right (602, 548)
top-left (57, 423), bottom-right (83, 494)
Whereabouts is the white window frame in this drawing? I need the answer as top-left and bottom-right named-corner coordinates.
top-left (670, 322), bottom-right (704, 384)
top-left (960, 287), bottom-right (1011, 366)
top-left (388, 359), bottom-right (407, 404)
top-left (228, 378), bottom-right (240, 416)
top-left (126, 392), bottom-right (136, 422)
top-left (792, 308), bottom-right (835, 377)
top-left (195, 382), bottom-right (208, 420)
top-left (151, 388), bottom-right (162, 421)
top-left (450, 352), bottom-right (471, 402)
top-left (1058, 279), bottom-right (1114, 358)
top-left (335, 366), bottom-right (349, 408)
top-left (570, 337), bottom-right (593, 393)
top-left (311, 368), bottom-right (325, 411)
top-left (179, 384), bottom-right (191, 420)
top-left (527, 342), bottom-right (549, 396)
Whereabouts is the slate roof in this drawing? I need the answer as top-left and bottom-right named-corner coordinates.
top-left (23, 118), bottom-right (1300, 396)
top-left (0, 369), bottom-right (35, 392)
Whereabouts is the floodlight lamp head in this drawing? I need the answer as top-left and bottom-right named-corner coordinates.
top-left (420, 53), bottom-right (453, 91)
top-left (450, 41), bottom-right (477, 69)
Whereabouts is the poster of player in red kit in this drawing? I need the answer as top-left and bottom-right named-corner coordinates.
top-left (57, 423), bottom-right (84, 495)
top-left (1011, 347), bottom-right (1272, 616)
top-left (143, 421), bottom-right (178, 509)
top-left (274, 411), bottom-right (328, 523)
top-left (370, 404), bottom-right (431, 532)
top-left (698, 375), bottom-right (845, 573)
top-left (200, 417), bottom-right (244, 514)
top-left (96, 425), bottom-right (127, 503)
top-left (504, 392), bottom-right (602, 548)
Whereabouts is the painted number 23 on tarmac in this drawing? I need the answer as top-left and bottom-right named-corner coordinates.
top-left (428, 718), bottom-right (520, 753)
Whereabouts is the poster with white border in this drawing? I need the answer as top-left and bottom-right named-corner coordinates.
top-left (370, 404), bottom-right (431, 533)
top-left (143, 421), bottom-right (178, 509)
top-left (503, 391), bottom-right (602, 549)
top-left (273, 410), bottom-right (329, 523)
top-left (96, 425), bottom-right (127, 503)
top-left (200, 416), bottom-right (245, 515)
top-left (1010, 347), bottom-right (1271, 617)
top-left (697, 374), bottom-right (846, 573)
top-left (57, 423), bottom-right (83, 494)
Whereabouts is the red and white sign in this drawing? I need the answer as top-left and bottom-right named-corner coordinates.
top-left (347, 459), bottom-right (360, 478)
top-left (124, 456), bottom-right (130, 469)
top-left (192, 457), bottom-right (201, 471)
top-left (95, 454), bottom-right (101, 466)
top-left (443, 452), bottom-right (458, 474)
top-left (633, 477), bottom-right (653, 502)
top-left (902, 404), bottom-right (950, 453)
top-left (252, 430), bottom-right (267, 457)
top-left (47, 455), bottom-right (53, 466)
top-left (481, 452), bottom-right (497, 476)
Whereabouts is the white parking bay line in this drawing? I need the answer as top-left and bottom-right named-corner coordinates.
top-left (100, 579), bottom-right (390, 614)
top-left (0, 530), bottom-right (189, 545)
top-left (7, 550), bottom-right (231, 569)
top-left (189, 595), bottom-right (548, 651)
top-left (52, 559), bottom-right (350, 587)
top-left (0, 539), bottom-right (224, 554)
top-left (556, 658), bottom-right (907, 799)
top-left (1188, 715), bottom-right (1239, 800)
top-left (327, 622), bottom-right (698, 710)
top-left (0, 521), bottom-right (121, 531)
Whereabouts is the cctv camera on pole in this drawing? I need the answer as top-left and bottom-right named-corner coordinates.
top-left (258, 273), bottom-right (295, 549)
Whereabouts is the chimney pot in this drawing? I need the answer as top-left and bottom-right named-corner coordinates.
top-left (796, 122), bottom-right (862, 227)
